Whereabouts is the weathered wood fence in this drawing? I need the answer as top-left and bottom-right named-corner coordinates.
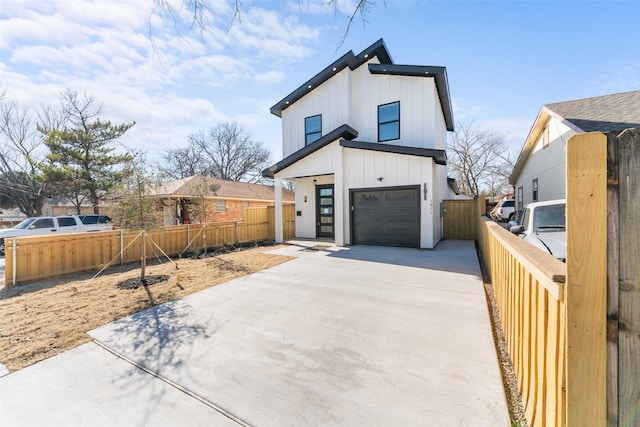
top-left (4, 205), bottom-right (295, 285)
top-left (605, 129), bottom-right (640, 427)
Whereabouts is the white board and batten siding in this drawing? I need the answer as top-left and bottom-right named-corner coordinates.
top-left (281, 68), bottom-right (350, 158)
top-left (343, 148), bottom-right (438, 248)
top-left (349, 61), bottom-right (446, 151)
top-left (281, 57), bottom-right (448, 157)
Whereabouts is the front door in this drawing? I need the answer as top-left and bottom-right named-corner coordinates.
top-left (316, 184), bottom-right (335, 238)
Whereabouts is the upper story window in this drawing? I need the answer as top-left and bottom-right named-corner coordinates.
top-left (305, 114), bottom-right (322, 145)
top-left (378, 101), bottom-right (400, 142)
top-left (532, 178), bottom-right (539, 202)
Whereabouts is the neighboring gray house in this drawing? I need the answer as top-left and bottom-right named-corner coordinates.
top-left (510, 90), bottom-right (640, 211)
top-left (263, 39), bottom-right (454, 248)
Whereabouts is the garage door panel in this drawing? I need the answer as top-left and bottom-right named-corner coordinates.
top-left (352, 186), bottom-right (420, 248)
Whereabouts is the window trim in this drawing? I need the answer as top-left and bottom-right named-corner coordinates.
top-left (532, 178), bottom-right (539, 202)
top-left (378, 101), bottom-right (400, 142)
top-left (305, 114), bottom-right (322, 145)
top-left (215, 199), bottom-right (227, 212)
top-left (517, 186), bottom-right (523, 212)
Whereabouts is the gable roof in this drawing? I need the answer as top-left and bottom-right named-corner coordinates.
top-left (270, 39), bottom-right (392, 117)
top-left (262, 124), bottom-right (447, 179)
top-left (510, 90), bottom-right (640, 184)
top-left (151, 176), bottom-right (295, 202)
top-left (269, 38), bottom-right (454, 131)
top-left (545, 90), bottom-right (640, 132)
top-left (262, 125), bottom-right (358, 178)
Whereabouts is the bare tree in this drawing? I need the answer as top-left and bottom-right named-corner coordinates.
top-left (164, 121), bottom-right (269, 183)
top-left (150, 0), bottom-right (375, 46)
top-left (0, 98), bottom-right (51, 216)
top-left (159, 142), bottom-right (209, 181)
top-left (447, 123), bottom-right (513, 199)
top-left (112, 154), bottom-right (162, 230)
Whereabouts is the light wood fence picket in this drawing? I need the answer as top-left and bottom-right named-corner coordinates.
top-left (4, 205), bottom-right (294, 284)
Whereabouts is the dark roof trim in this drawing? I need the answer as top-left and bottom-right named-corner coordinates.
top-left (447, 177), bottom-right (460, 195)
top-left (369, 64), bottom-right (454, 131)
top-left (270, 39), bottom-right (392, 117)
top-left (262, 124), bottom-right (358, 178)
top-left (340, 140), bottom-right (447, 165)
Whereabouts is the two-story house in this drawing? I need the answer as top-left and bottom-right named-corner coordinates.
top-left (263, 39), bottom-right (454, 248)
top-left (510, 90), bottom-right (640, 212)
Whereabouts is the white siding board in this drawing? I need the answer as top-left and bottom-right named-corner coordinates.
top-left (515, 118), bottom-right (574, 206)
top-left (281, 70), bottom-right (350, 158)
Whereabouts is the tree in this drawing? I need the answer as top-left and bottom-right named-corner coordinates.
top-left (151, 0), bottom-right (373, 46)
top-left (112, 155), bottom-right (162, 230)
top-left (158, 142), bottom-right (209, 181)
top-left (447, 123), bottom-right (514, 199)
top-left (161, 122), bottom-right (270, 184)
top-left (0, 97), bottom-right (51, 216)
top-left (39, 91), bottom-right (135, 214)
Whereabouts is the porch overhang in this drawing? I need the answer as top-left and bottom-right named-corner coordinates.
top-left (262, 124), bottom-right (358, 178)
top-left (340, 140), bottom-right (448, 165)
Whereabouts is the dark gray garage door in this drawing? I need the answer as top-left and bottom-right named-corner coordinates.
top-left (351, 186), bottom-right (420, 247)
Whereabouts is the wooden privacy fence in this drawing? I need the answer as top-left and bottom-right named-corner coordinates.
top-left (4, 205), bottom-right (295, 285)
top-left (605, 129), bottom-right (640, 427)
top-left (442, 199), bottom-right (478, 240)
top-left (478, 217), bottom-right (568, 426)
top-left (478, 132), bottom-right (613, 426)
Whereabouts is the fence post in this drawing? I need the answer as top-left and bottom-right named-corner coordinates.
top-left (12, 238), bottom-right (17, 286)
top-left (565, 132), bottom-right (607, 426)
top-left (119, 229), bottom-right (124, 265)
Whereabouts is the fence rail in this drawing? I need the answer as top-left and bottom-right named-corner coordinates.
top-left (478, 217), bottom-right (567, 426)
top-left (4, 205), bottom-right (295, 285)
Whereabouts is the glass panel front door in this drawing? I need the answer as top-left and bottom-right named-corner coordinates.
top-left (316, 184), bottom-right (334, 238)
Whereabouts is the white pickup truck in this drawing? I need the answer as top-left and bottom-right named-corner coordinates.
top-left (0, 215), bottom-right (112, 255)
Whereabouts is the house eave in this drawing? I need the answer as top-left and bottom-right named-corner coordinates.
top-left (368, 64), bottom-right (455, 131)
top-left (262, 124), bottom-right (359, 178)
top-left (340, 140), bottom-right (447, 165)
top-left (270, 39), bottom-right (392, 117)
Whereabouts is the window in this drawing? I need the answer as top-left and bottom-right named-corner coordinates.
top-left (542, 125), bottom-right (550, 149)
top-left (216, 199), bottom-right (226, 212)
top-left (378, 101), bottom-right (400, 142)
top-left (532, 179), bottom-right (539, 202)
top-left (517, 186), bottom-right (523, 212)
top-left (58, 217), bottom-right (77, 227)
top-left (33, 218), bottom-right (55, 229)
top-left (305, 115), bottom-right (322, 145)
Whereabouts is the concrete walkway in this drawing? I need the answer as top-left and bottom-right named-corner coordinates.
top-left (0, 240), bottom-right (509, 426)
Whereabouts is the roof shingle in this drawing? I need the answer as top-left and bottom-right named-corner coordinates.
top-left (546, 90), bottom-right (640, 132)
top-left (151, 176), bottom-right (295, 202)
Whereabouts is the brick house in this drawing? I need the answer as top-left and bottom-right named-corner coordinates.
top-left (150, 176), bottom-right (295, 226)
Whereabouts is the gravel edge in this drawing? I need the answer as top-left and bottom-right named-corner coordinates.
top-left (475, 242), bottom-right (528, 427)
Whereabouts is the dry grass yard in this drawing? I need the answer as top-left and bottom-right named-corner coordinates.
top-left (0, 244), bottom-right (292, 372)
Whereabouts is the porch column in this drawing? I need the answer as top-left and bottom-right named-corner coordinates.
top-left (334, 149), bottom-right (345, 246)
top-left (274, 177), bottom-right (283, 243)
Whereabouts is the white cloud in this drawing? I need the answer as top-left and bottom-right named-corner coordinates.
top-left (0, 0), bottom-right (334, 165)
top-left (254, 71), bottom-right (286, 85)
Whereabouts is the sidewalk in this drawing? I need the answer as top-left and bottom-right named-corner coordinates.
top-left (0, 240), bottom-right (509, 426)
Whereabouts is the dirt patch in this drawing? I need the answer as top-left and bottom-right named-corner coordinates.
top-left (116, 275), bottom-right (170, 290)
top-left (0, 244), bottom-right (293, 372)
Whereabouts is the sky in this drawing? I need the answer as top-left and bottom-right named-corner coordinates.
top-left (2, 0), bottom-right (639, 167)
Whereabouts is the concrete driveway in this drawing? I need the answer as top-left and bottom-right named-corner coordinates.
top-left (0, 240), bottom-right (509, 426)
